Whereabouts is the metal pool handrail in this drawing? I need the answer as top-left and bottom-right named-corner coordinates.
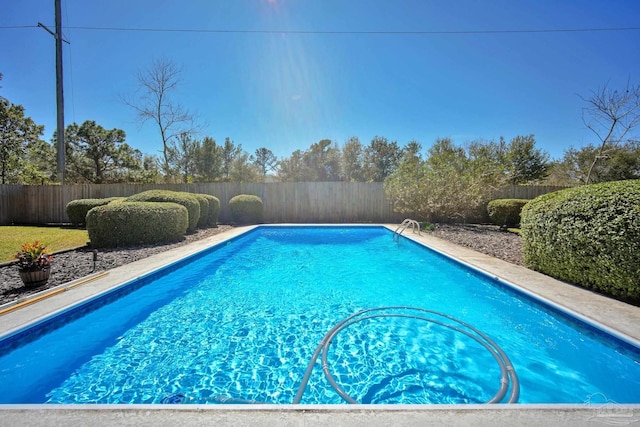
top-left (394, 219), bottom-right (421, 240)
top-left (293, 306), bottom-right (520, 404)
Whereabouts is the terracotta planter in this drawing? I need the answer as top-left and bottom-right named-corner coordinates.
top-left (18, 267), bottom-right (51, 288)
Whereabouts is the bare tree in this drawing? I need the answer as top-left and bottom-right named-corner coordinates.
top-left (580, 81), bottom-right (640, 184)
top-left (124, 58), bottom-right (198, 177)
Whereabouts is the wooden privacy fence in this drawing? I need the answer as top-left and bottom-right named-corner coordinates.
top-left (491, 185), bottom-right (568, 200)
top-left (0, 182), bottom-right (568, 226)
top-left (0, 182), bottom-right (402, 225)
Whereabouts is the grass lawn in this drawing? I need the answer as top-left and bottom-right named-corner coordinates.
top-left (0, 226), bottom-right (89, 263)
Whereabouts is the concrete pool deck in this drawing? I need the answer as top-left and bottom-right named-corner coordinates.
top-left (0, 224), bottom-right (639, 426)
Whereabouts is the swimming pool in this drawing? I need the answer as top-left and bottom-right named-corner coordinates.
top-left (0, 225), bottom-right (639, 404)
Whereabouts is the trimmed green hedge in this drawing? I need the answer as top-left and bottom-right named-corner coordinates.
top-left (86, 202), bottom-right (188, 248)
top-left (229, 194), bottom-right (263, 225)
top-left (199, 194), bottom-right (220, 226)
top-left (521, 180), bottom-right (640, 302)
top-left (66, 197), bottom-right (121, 226)
top-left (125, 190), bottom-right (200, 232)
top-left (487, 199), bottom-right (529, 227)
top-left (192, 194), bottom-right (210, 228)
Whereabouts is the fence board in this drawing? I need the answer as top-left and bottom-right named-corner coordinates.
top-left (0, 183), bottom-right (566, 226)
top-left (492, 185), bottom-right (568, 200)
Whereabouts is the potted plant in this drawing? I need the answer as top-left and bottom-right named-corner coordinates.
top-left (14, 241), bottom-right (53, 288)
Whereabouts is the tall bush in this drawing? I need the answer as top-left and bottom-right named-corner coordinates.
top-left (86, 202), bottom-right (188, 248)
top-left (229, 194), bottom-right (263, 225)
top-left (125, 190), bottom-right (200, 232)
top-left (487, 199), bottom-right (529, 228)
top-left (66, 197), bottom-right (121, 226)
top-left (192, 194), bottom-right (210, 228)
top-left (521, 180), bottom-right (640, 302)
top-left (385, 138), bottom-right (508, 222)
top-left (199, 194), bottom-right (220, 226)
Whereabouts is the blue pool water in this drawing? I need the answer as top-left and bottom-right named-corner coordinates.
top-left (0, 226), bottom-right (639, 404)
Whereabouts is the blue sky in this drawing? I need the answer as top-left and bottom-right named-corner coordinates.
top-left (2, 0), bottom-right (639, 162)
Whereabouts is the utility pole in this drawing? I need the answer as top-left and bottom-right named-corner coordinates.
top-left (38, 0), bottom-right (66, 184)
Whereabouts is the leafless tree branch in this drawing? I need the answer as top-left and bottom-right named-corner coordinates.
top-left (580, 79), bottom-right (640, 184)
top-left (122, 58), bottom-right (199, 177)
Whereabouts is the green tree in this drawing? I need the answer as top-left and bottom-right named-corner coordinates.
top-left (466, 139), bottom-right (506, 185)
top-left (21, 138), bottom-right (56, 184)
top-left (384, 141), bottom-right (427, 217)
top-left (133, 154), bottom-right (162, 183)
top-left (277, 139), bottom-right (341, 181)
top-left (221, 137), bottom-right (242, 181)
top-left (254, 147), bottom-right (278, 178)
top-left (0, 98), bottom-right (45, 184)
top-left (278, 149), bottom-right (305, 181)
top-left (550, 146), bottom-right (595, 185)
top-left (385, 138), bottom-right (509, 221)
top-left (64, 120), bottom-right (139, 184)
top-left (363, 136), bottom-right (402, 182)
top-left (230, 151), bottom-right (260, 182)
top-left (110, 147), bottom-right (154, 183)
top-left (504, 135), bottom-right (549, 184)
top-left (167, 132), bottom-right (199, 183)
top-left (303, 139), bottom-right (342, 181)
top-left (195, 136), bottom-right (223, 182)
top-left (552, 141), bottom-right (640, 185)
top-left (402, 140), bottom-right (423, 159)
top-left (422, 138), bottom-right (476, 220)
top-left (341, 136), bottom-right (365, 181)
top-left (604, 141), bottom-right (640, 181)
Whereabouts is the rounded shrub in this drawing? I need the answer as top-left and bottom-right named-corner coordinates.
top-left (229, 194), bottom-right (263, 225)
top-left (192, 194), bottom-right (210, 228)
top-left (521, 180), bottom-right (640, 302)
top-left (66, 197), bottom-right (121, 226)
top-left (86, 202), bottom-right (188, 248)
top-left (487, 199), bottom-right (529, 228)
top-left (125, 190), bottom-right (200, 232)
top-left (199, 194), bottom-right (220, 226)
